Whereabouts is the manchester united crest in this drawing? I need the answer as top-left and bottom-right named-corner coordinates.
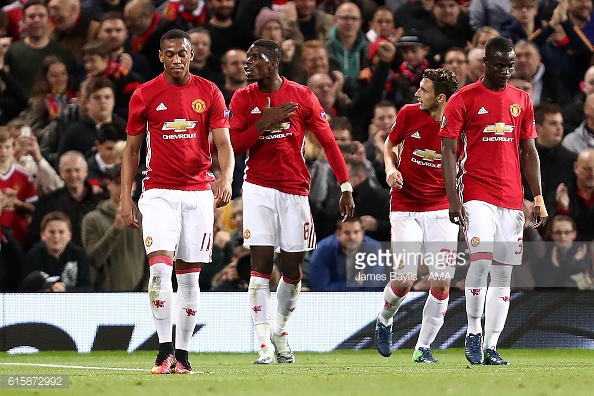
top-left (244, 229), bottom-right (251, 239)
top-left (192, 98), bottom-right (206, 113)
top-left (145, 236), bottom-right (153, 247)
top-left (510, 103), bottom-right (521, 117)
top-left (470, 236), bottom-right (480, 247)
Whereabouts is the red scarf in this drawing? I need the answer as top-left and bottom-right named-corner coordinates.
top-left (400, 59), bottom-right (429, 84)
top-left (132, 12), bottom-right (160, 52)
top-left (45, 90), bottom-right (74, 119)
top-left (181, 7), bottom-right (207, 26)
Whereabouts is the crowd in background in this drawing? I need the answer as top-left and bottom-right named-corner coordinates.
top-left (0, 0), bottom-right (593, 293)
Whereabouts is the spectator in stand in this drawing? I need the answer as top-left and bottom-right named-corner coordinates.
top-left (500, 0), bottom-right (542, 43)
top-left (568, 0), bottom-right (594, 44)
top-left (318, 0), bottom-right (378, 31)
top-left (563, 65), bottom-right (594, 134)
top-left (466, 47), bottom-right (486, 83)
top-left (546, 149), bottom-right (594, 242)
top-left (290, 39), bottom-right (341, 85)
top-left (2, 0), bottom-right (26, 41)
top-left (26, 150), bottom-right (104, 249)
top-left (22, 55), bottom-right (74, 133)
top-left (97, 12), bottom-right (152, 82)
top-left (469, 0), bottom-right (551, 32)
top-left (0, 34), bottom-right (28, 125)
top-left (514, 39), bottom-right (571, 106)
top-left (159, 0), bottom-right (209, 31)
top-left (508, 72), bottom-right (535, 100)
top-left (210, 250), bottom-right (251, 292)
top-left (48, 0), bottom-right (100, 60)
top-left (218, 48), bottom-right (248, 106)
top-left (393, 30), bottom-right (431, 108)
top-left (3, 0), bottom-right (74, 95)
top-left (442, 46), bottom-right (470, 88)
top-left (394, 0), bottom-right (434, 32)
top-left (0, 126), bottom-right (37, 246)
top-left (522, 103), bottom-right (577, 201)
top-left (81, 0), bottom-right (125, 22)
top-left (363, 100), bottom-right (397, 188)
top-left (57, 77), bottom-right (126, 158)
top-left (20, 270), bottom-right (64, 292)
top-left (188, 27), bottom-right (224, 86)
top-left (206, 0), bottom-right (252, 60)
top-left (293, 0), bottom-right (334, 42)
top-left (23, 211), bottom-right (92, 292)
top-left (81, 164), bottom-right (147, 291)
top-left (10, 118), bottom-right (63, 196)
top-left (86, 123), bottom-right (126, 188)
top-left (471, 26), bottom-right (500, 48)
top-left (563, 93), bottom-right (594, 154)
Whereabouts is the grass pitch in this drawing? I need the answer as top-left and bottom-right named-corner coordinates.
top-left (0, 349), bottom-right (592, 395)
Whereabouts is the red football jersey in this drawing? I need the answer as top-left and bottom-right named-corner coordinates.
top-left (127, 74), bottom-right (229, 191)
top-left (0, 163), bottom-right (38, 245)
top-left (389, 104), bottom-right (449, 212)
top-left (439, 80), bottom-right (536, 210)
top-left (229, 78), bottom-right (348, 195)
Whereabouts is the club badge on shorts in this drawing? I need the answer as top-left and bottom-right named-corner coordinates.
top-left (470, 236), bottom-right (480, 247)
top-left (145, 236), bottom-right (153, 247)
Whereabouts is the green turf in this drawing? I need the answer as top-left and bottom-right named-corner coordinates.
top-left (0, 349), bottom-right (593, 395)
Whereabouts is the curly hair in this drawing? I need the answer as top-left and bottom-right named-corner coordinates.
top-left (422, 68), bottom-right (459, 100)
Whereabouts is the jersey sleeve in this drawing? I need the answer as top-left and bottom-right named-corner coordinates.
top-left (439, 92), bottom-right (466, 139)
top-left (229, 89), bottom-right (261, 154)
top-left (520, 96), bottom-right (537, 140)
top-left (209, 84), bottom-right (230, 130)
top-left (126, 88), bottom-right (148, 136)
top-left (388, 106), bottom-right (408, 145)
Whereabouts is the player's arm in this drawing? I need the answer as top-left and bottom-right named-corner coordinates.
top-left (520, 138), bottom-right (548, 228)
top-left (384, 133), bottom-right (403, 190)
top-left (211, 127), bottom-right (234, 208)
top-left (441, 137), bottom-right (466, 226)
top-left (121, 133), bottom-right (144, 229)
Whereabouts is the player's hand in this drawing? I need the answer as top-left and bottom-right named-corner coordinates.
top-left (121, 195), bottom-right (140, 229)
top-left (254, 97), bottom-right (298, 133)
top-left (212, 177), bottom-right (232, 208)
top-left (114, 208), bottom-right (126, 230)
top-left (386, 168), bottom-right (403, 189)
top-left (449, 200), bottom-right (467, 227)
top-left (532, 201), bottom-right (548, 229)
top-left (339, 191), bottom-right (355, 220)
top-left (522, 199), bottom-right (534, 228)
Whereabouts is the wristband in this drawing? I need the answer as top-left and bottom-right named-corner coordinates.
top-left (340, 182), bottom-right (353, 193)
top-left (534, 195), bottom-right (548, 217)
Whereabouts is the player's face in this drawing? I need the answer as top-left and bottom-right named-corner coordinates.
top-left (415, 78), bottom-right (439, 112)
top-left (0, 139), bottom-right (14, 163)
top-left (337, 221), bottom-right (364, 256)
top-left (41, 220), bottom-right (72, 255)
top-left (98, 19), bottom-right (128, 51)
top-left (245, 45), bottom-right (273, 82)
top-left (536, 112), bottom-right (564, 147)
top-left (160, 38), bottom-right (193, 82)
top-left (46, 62), bottom-right (69, 93)
top-left (550, 219), bottom-right (576, 249)
top-left (84, 54), bottom-right (110, 77)
top-left (484, 51), bottom-right (515, 89)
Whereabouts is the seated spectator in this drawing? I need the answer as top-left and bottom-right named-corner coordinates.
top-left (23, 211), bottom-right (92, 292)
top-left (57, 77), bottom-right (126, 158)
top-left (308, 216), bottom-right (384, 291)
top-left (21, 270), bottom-right (64, 292)
top-left (22, 55), bottom-right (74, 134)
top-left (546, 149), bottom-right (594, 242)
top-left (0, 126), bottom-right (37, 246)
top-left (86, 123), bottom-right (126, 188)
top-left (0, 35), bottom-right (28, 125)
top-left (81, 41), bottom-right (142, 120)
top-left (10, 119), bottom-right (63, 196)
top-left (533, 215), bottom-right (591, 288)
top-left (26, 151), bottom-right (104, 249)
top-left (563, 93), bottom-right (594, 154)
top-left (81, 165), bottom-right (146, 291)
top-left (471, 26), bottom-right (500, 48)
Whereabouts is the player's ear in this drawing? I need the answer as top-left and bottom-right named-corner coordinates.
top-left (190, 48), bottom-right (195, 62)
top-left (158, 50), bottom-right (164, 64)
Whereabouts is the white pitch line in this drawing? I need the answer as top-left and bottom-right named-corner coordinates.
top-left (0, 362), bottom-right (146, 372)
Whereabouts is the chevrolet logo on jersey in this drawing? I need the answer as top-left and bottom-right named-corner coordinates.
top-left (482, 122), bottom-right (515, 142)
top-left (162, 119), bottom-right (197, 132)
top-left (412, 149), bottom-right (442, 168)
top-left (261, 122), bottom-right (293, 140)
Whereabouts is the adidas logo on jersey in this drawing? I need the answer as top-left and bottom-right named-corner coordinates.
top-left (251, 107), bottom-right (261, 114)
top-left (156, 103), bottom-right (168, 111)
top-left (478, 107), bottom-right (488, 114)
top-left (411, 131), bottom-right (421, 139)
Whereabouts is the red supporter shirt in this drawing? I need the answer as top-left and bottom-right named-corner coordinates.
top-left (0, 163), bottom-right (38, 245)
top-left (127, 74), bottom-right (229, 191)
top-left (229, 78), bottom-right (349, 196)
top-left (389, 104), bottom-right (449, 212)
top-left (439, 80), bottom-right (536, 210)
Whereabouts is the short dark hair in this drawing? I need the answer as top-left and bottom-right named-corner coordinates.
top-left (485, 37), bottom-right (515, 58)
top-left (336, 215), bottom-right (362, 231)
top-left (345, 157), bottom-right (367, 177)
top-left (329, 116), bottom-right (352, 133)
top-left (422, 68), bottom-right (459, 100)
top-left (160, 29), bottom-right (191, 50)
top-left (97, 123), bottom-right (126, 144)
top-left (100, 11), bottom-right (125, 24)
top-left (105, 163), bottom-right (122, 182)
top-left (23, 0), bottom-right (48, 14)
top-left (534, 103), bottom-right (562, 126)
top-left (85, 76), bottom-right (114, 99)
top-left (374, 99), bottom-right (396, 113)
top-left (187, 27), bottom-right (209, 35)
top-left (252, 39), bottom-right (282, 62)
top-left (82, 41), bottom-right (111, 58)
top-left (40, 211), bottom-right (72, 232)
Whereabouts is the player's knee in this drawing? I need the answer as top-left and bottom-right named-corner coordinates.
top-left (390, 281), bottom-right (411, 297)
top-left (430, 286), bottom-right (450, 299)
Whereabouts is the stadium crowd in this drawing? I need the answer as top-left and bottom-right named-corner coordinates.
top-left (0, 0), bottom-right (593, 293)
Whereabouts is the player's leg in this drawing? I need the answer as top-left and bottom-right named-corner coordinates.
top-left (243, 183), bottom-right (278, 364)
top-left (482, 207), bottom-right (523, 365)
top-left (273, 193), bottom-right (313, 363)
top-left (138, 189), bottom-right (180, 374)
top-left (171, 190), bottom-right (215, 374)
top-left (413, 210), bottom-right (458, 363)
top-left (375, 212), bottom-right (421, 357)
top-left (463, 200), bottom-right (497, 364)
